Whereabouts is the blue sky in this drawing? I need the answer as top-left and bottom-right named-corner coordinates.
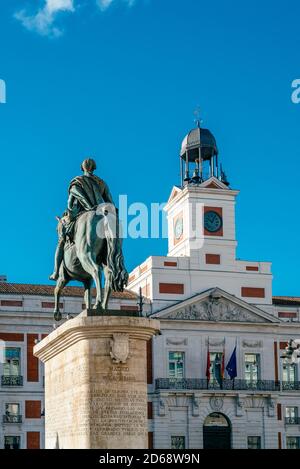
top-left (0, 0), bottom-right (299, 296)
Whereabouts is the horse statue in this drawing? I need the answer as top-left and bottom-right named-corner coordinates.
top-left (53, 202), bottom-right (128, 321)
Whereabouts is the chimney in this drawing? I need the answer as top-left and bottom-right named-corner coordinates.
top-left (0, 275), bottom-right (7, 282)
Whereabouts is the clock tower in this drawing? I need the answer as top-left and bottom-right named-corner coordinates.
top-left (165, 122), bottom-right (239, 271)
top-left (128, 120), bottom-right (272, 310)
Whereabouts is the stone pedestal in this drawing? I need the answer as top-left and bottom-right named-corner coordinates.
top-left (34, 313), bottom-right (160, 449)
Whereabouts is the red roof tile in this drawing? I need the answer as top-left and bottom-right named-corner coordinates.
top-left (0, 283), bottom-right (137, 300)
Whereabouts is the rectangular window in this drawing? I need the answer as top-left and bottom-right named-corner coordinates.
top-left (4, 436), bottom-right (20, 449)
top-left (245, 354), bottom-right (260, 382)
top-left (3, 348), bottom-right (21, 376)
top-left (286, 436), bottom-right (300, 449)
top-left (285, 407), bottom-right (298, 424)
top-left (4, 404), bottom-right (21, 423)
top-left (209, 352), bottom-right (224, 386)
top-left (169, 352), bottom-right (185, 379)
top-left (282, 359), bottom-right (297, 383)
top-left (247, 436), bottom-right (261, 449)
top-left (5, 403), bottom-right (20, 416)
top-left (171, 436), bottom-right (185, 449)
top-left (285, 407), bottom-right (298, 418)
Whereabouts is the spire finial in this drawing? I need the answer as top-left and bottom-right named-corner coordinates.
top-left (193, 106), bottom-right (203, 128)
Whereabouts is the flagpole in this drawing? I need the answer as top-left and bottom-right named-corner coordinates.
top-left (206, 337), bottom-right (210, 389)
top-left (233, 337), bottom-right (237, 390)
top-left (221, 336), bottom-right (225, 390)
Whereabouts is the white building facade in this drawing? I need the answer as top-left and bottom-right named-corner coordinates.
top-left (127, 124), bottom-right (300, 450)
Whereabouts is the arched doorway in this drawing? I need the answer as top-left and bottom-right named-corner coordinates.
top-left (203, 413), bottom-right (231, 449)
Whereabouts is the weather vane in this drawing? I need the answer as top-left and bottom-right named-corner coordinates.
top-left (193, 106), bottom-right (203, 128)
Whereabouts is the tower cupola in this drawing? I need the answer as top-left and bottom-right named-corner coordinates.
top-left (180, 120), bottom-right (229, 187)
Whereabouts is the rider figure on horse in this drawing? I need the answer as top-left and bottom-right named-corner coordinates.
top-left (49, 158), bottom-right (114, 281)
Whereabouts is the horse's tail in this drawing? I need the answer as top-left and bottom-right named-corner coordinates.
top-left (107, 236), bottom-right (128, 292)
top-left (99, 204), bottom-right (128, 292)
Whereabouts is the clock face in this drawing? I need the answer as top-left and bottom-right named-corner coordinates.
top-left (204, 210), bottom-right (223, 233)
top-left (174, 217), bottom-right (183, 240)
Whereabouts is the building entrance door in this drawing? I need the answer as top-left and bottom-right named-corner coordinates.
top-left (203, 412), bottom-right (231, 449)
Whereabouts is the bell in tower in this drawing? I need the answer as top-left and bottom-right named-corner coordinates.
top-left (179, 118), bottom-right (229, 187)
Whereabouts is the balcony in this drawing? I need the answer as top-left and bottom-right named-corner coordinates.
top-left (1, 375), bottom-right (23, 386)
top-left (3, 414), bottom-right (22, 424)
top-left (282, 381), bottom-right (300, 391)
top-left (155, 378), bottom-right (281, 392)
top-left (285, 417), bottom-right (300, 425)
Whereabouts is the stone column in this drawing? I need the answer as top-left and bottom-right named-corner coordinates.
top-left (34, 313), bottom-right (160, 449)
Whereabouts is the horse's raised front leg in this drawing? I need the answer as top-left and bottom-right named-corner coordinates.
top-left (83, 278), bottom-right (92, 310)
top-left (54, 275), bottom-right (67, 321)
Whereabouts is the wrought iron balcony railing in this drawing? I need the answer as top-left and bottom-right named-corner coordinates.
top-left (155, 378), bottom-right (281, 392)
top-left (285, 417), bottom-right (300, 425)
top-left (282, 381), bottom-right (300, 391)
top-left (1, 375), bottom-right (23, 386)
top-left (3, 414), bottom-right (22, 424)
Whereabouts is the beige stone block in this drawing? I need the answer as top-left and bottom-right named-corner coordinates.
top-left (34, 314), bottom-right (160, 449)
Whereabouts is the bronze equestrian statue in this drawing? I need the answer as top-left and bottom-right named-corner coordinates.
top-left (49, 158), bottom-right (128, 321)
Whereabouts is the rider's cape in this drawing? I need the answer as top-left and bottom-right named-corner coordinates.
top-left (65, 175), bottom-right (113, 241)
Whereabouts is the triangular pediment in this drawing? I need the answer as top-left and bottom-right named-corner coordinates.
top-left (200, 177), bottom-right (230, 190)
top-left (152, 288), bottom-right (280, 324)
top-left (167, 186), bottom-right (183, 204)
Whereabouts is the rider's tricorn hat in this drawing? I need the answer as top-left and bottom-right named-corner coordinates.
top-left (81, 158), bottom-right (97, 173)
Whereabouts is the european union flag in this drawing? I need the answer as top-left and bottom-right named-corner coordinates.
top-left (226, 346), bottom-right (237, 379)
